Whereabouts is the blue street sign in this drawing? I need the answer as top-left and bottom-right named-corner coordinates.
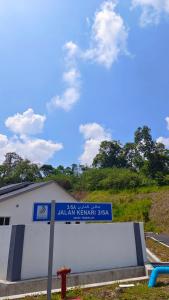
top-left (33, 202), bottom-right (112, 222)
top-left (55, 202), bottom-right (112, 222)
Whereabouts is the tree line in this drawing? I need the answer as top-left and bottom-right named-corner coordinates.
top-left (1, 126), bottom-right (169, 190)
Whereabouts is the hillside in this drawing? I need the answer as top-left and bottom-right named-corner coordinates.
top-left (73, 186), bottom-right (169, 233)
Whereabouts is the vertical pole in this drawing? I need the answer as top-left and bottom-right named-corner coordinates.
top-left (47, 200), bottom-right (55, 300)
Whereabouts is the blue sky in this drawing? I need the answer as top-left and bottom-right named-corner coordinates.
top-left (0, 0), bottom-right (169, 166)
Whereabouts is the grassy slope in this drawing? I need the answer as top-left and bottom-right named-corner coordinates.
top-left (22, 281), bottom-right (169, 300)
top-left (73, 186), bottom-right (169, 233)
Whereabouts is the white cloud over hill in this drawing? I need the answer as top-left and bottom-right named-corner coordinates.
top-left (0, 109), bottom-right (63, 164)
top-left (5, 108), bottom-right (46, 135)
top-left (157, 116), bottom-right (169, 148)
top-left (79, 123), bottom-right (111, 166)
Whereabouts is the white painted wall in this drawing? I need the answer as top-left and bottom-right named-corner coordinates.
top-left (0, 182), bottom-right (76, 225)
top-left (0, 226), bottom-right (11, 280)
top-left (21, 222), bottom-right (146, 280)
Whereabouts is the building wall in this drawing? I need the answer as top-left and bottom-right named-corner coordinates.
top-left (21, 222), bottom-right (146, 280)
top-left (0, 226), bottom-right (11, 280)
top-left (0, 182), bottom-right (76, 225)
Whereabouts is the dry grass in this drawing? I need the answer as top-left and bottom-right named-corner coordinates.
top-left (74, 187), bottom-right (169, 233)
top-left (146, 238), bottom-right (169, 262)
top-left (136, 189), bottom-right (169, 233)
top-left (20, 280), bottom-right (169, 300)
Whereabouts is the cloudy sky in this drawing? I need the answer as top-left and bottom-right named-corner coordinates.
top-left (0, 0), bottom-right (169, 166)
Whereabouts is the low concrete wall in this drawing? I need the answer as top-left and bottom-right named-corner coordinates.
top-left (0, 266), bottom-right (146, 297)
top-left (0, 227), bottom-right (11, 280)
top-left (0, 222), bottom-right (146, 282)
top-left (21, 222), bottom-right (146, 280)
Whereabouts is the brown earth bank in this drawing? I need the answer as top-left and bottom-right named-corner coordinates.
top-left (146, 238), bottom-right (169, 261)
top-left (72, 187), bottom-right (169, 234)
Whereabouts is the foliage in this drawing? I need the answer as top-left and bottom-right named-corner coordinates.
top-left (78, 167), bottom-right (153, 191)
top-left (93, 140), bottom-right (126, 168)
top-left (40, 164), bottom-right (55, 177)
top-left (1, 125), bottom-right (169, 193)
top-left (93, 126), bottom-right (169, 181)
top-left (44, 174), bottom-right (74, 190)
top-left (113, 198), bottom-right (151, 223)
top-left (0, 153), bottom-right (42, 186)
top-left (83, 189), bottom-right (159, 231)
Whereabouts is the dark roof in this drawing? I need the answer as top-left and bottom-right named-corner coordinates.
top-left (0, 181), bottom-right (55, 202)
top-left (0, 182), bottom-right (32, 196)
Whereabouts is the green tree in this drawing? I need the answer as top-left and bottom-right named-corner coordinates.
top-left (40, 164), bottom-right (55, 177)
top-left (93, 140), bottom-right (127, 168)
top-left (54, 165), bottom-right (65, 175)
top-left (134, 126), bottom-right (155, 158)
top-left (134, 126), bottom-right (169, 178)
top-left (14, 159), bottom-right (42, 182)
top-left (0, 152), bottom-right (42, 186)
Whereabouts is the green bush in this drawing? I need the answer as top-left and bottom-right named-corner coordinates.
top-left (113, 198), bottom-right (152, 223)
top-left (78, 168), bottom-right (153, 191)
top-left (44, 174), bottom-right (74, 190)
top-left (78, 168), bottom-right (106, 191)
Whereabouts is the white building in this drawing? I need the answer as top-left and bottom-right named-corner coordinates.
top-left (0, 181), bottom-right (77, 225)
top-left (0, 181), bottom-right (147, 285)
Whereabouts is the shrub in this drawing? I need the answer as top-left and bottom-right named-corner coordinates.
top-left (79, 168), bottom-right (153, 191)
top-left (113, 198), bottom-right (152, 223)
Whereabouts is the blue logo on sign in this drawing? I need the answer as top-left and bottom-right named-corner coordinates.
top-left (33, 203), bottom-right (51, 221)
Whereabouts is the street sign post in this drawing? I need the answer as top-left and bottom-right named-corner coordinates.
top-left (33, 201), bottom-right (112, 300)
top-left (47, 201), bottom-right (55, 300)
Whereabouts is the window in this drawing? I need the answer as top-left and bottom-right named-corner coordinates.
top-left (0, 217), bottom-right (10, 225)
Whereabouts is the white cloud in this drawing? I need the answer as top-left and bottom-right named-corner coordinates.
top-left (48, 68), bottom-right (81, 111)
top-left (47, 42), bottom-right (81, 112)
top-left (165, 116), bottom-right (169, 130)
top-left (0, 134), bottom-right (63, 164)
top-left (0, 109), bottom-right (63, 164)
top-left (156, 116), bottom-right (169, 148)
top-left (79, 123), bottom-right (111, 165)
top-left (5, 108), bottom-right (46, 135)
top-left (0, 134), bottom-right (8, 147)
top-left (48, 86), bottom-right (80, 112)
top-left (64, 41), bottom-right (79, 58)
top-left (131, 0), bottom-right (169, 26)
top-left (63, 68), bottom-right (80, 85)
top-left (47, 1), bottom-right (128, 112)
top-left (79, 123), bottom-right (111, 140)
top-left (157, 136), bottom-right (169, 147)
top-left (83, 0), bottom-right (128, 68)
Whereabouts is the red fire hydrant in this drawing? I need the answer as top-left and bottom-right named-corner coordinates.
top-left (57, 267), bottom-right (71, 299)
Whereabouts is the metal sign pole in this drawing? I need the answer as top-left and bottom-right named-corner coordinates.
top-left (47, 200), bottom-right (55, 300)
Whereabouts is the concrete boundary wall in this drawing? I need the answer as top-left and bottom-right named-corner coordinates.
top-left (134, 223), bottom-right (144, 266)
top-left (0, 266), bottom-right (146, 297)
top-left (0, 222), bottom-right (147, 281)
top-left (7, 225), bottom-right (25, 281)
top-left (0, 227), bottom-right (11, 280)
